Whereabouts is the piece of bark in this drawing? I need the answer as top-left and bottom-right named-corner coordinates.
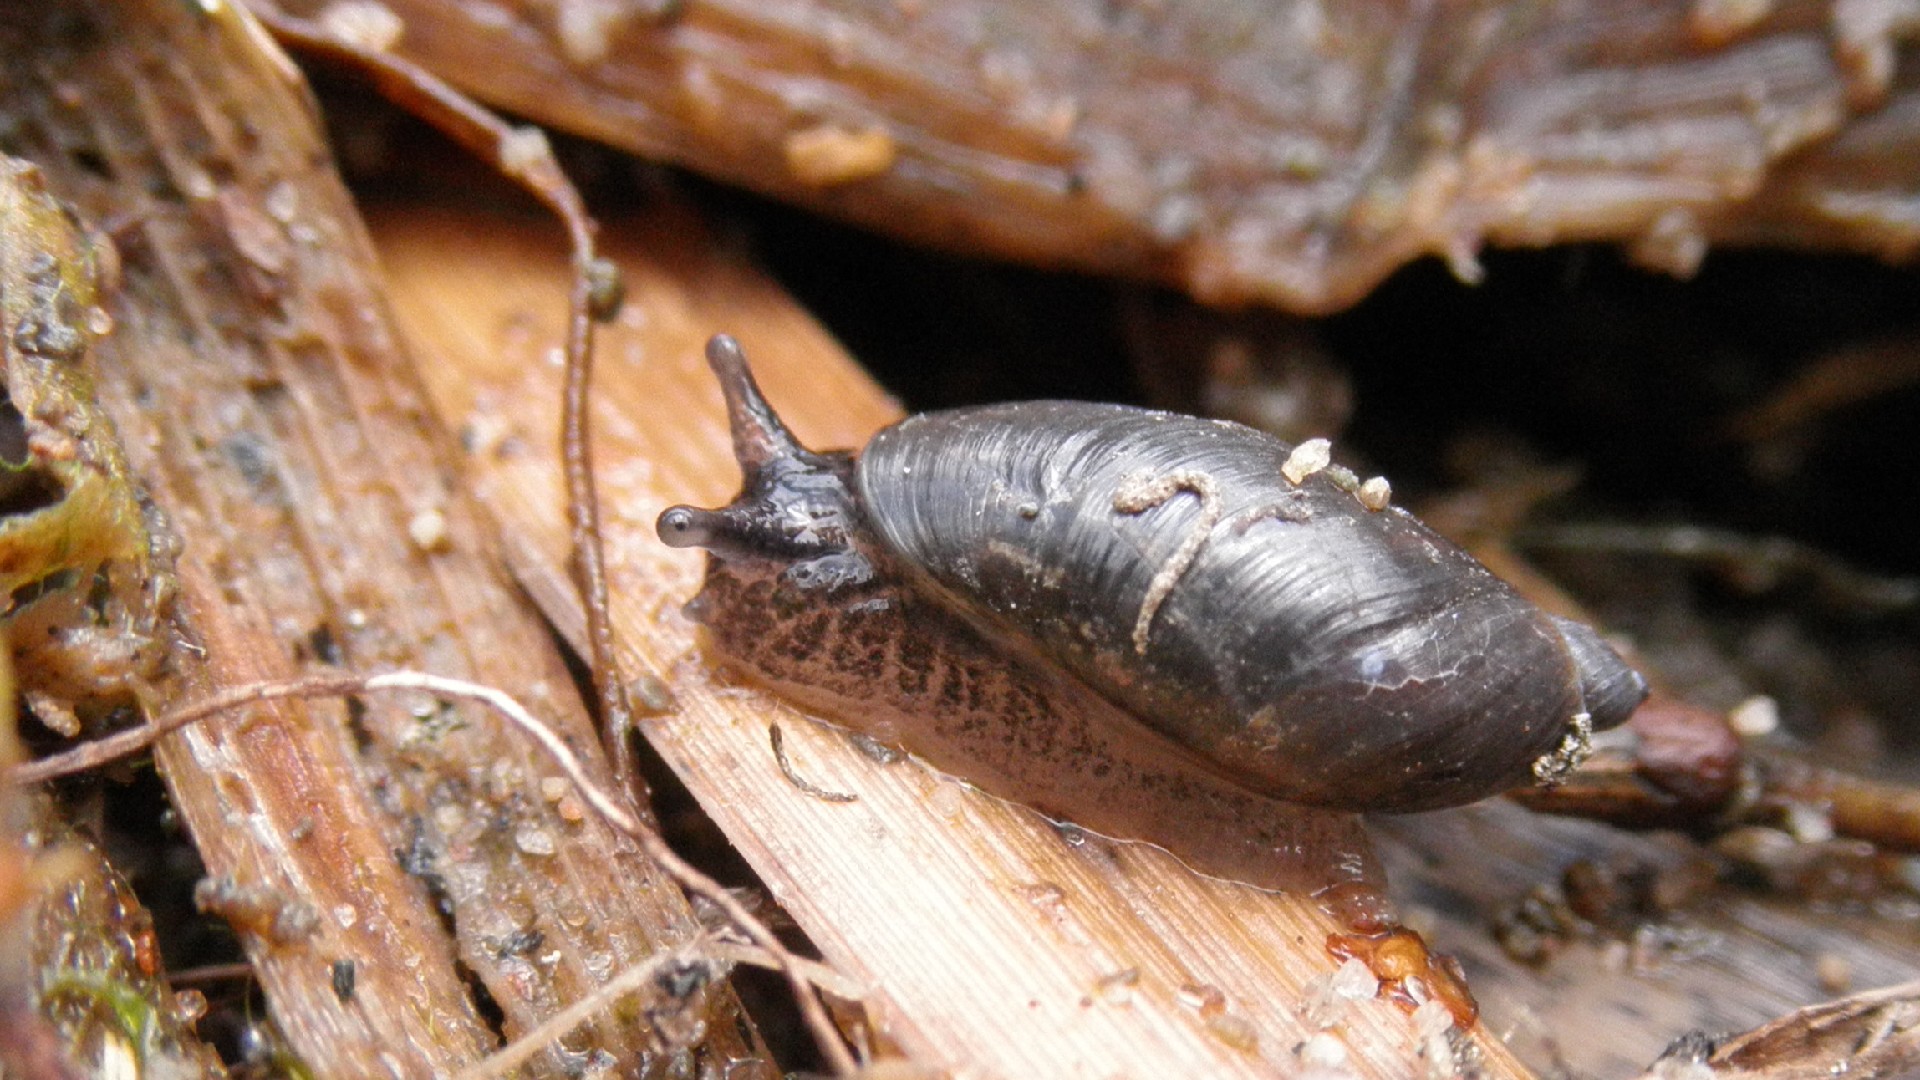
top-left (1631, 980), bottom-right (1920, 1079)
top-left (1720, 32), bottom-right (1920, 261)
top-left (371, 194), bottom-right (1534, 1076)
top-left (1371, 803), bottom-right (1920, 1078)
top-left (263, 0), bottom-right (1919, 313)
top-left (2, 145), bottom-right (213, 1080)
top-left (1, 3), bottom-right (767, 1076)
top-left (1, 154), bottom-right (163, 739)
top-left (1370, 507), bottom-right (1920, 1078)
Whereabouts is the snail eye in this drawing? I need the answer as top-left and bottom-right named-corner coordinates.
top-left (657, 505), bottom-right (719, 549)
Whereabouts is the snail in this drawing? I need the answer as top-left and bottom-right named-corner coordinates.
top-left (658, 335), bottom-right (1648, 894)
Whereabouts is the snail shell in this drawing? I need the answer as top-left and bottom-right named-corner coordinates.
top-left (660, 336), bottom-right (1647, 887)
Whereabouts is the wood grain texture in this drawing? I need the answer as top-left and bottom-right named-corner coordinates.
top-left (1, 3), bottom-right (766, 1075)
top-left (373, 196), bottom-right (1532, 1078)
top-left (263, 0), bottom-right (1920, 312)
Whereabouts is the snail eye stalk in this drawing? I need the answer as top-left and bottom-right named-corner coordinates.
top-left (656, 505), bottom-right (722, 550)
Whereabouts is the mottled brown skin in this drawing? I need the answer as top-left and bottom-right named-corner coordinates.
top-left (689, 542), bottom-right (1383, 895)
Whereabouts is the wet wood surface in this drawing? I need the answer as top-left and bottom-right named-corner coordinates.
top-left (259, 0), bottom-right (1920, 312)
top-left (2, 3), bottom-right (765, 1076)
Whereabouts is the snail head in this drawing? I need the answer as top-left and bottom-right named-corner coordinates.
top-left (657, 335), bottom-right (872, 589)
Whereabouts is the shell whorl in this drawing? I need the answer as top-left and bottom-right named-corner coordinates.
top-left (856, 403), bottom-right (1643, 812)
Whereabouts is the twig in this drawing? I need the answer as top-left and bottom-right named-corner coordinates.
top-left (770, 723), bottom-right (859, 803)
top-left (9, 672), bottom-right (861, 1074)
top-left (12, 673), bottom-right (630, 835)
top-left (221, 14), bottom-right (859, 1071)
top-left (707, 940), bottom-right (868, 1002)
top-left (1518, 522), bottom-right (1920, 614)
top-left (1754, 748), bottom-right (1920, 854)
top-left (165, 962), bottom-right (259, 988)
top-left (455, 935), bottom-right (718, 1080)
top-left (252, 6), bottom-right (643, 800)
top-left (1720, 336), bottom-right (1920, 444)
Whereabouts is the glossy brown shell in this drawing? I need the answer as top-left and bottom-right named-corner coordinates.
top-left (857, 402), bottom-right (1645, 813)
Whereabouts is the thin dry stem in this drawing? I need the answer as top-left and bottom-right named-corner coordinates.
top-left (456, 935), bottom-right (719, 1080)
top-left (243, 15), bottom-right (860, 1071)
top-left (253, 5), bottom-right (642, 800)
top-left (707, 942), bottom-right (868, 1002)
top-left (165, 963), bottom-right (260, 988)
top-left (11, 673), bottom-right (636, 834)
top-left (10, 670), bottom-right (860, 1074)
top-left (632, 824), bottom-right (859, 1074)
top-left (463, 931), bottom-right (878, 1080)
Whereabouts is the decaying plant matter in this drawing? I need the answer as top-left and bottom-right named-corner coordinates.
top-left (3, 3), bottom-right (771, 1075)
top-left (256, 0), bottom-right (1920, 311)
top-left (4, 1), bottom-right (1920, 1078)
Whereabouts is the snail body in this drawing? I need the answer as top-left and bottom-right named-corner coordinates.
top-left (659, 336), bottom-right (1646, 891)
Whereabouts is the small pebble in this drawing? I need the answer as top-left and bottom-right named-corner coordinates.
top-left (1282, 438), bottom-right (1332, 484)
